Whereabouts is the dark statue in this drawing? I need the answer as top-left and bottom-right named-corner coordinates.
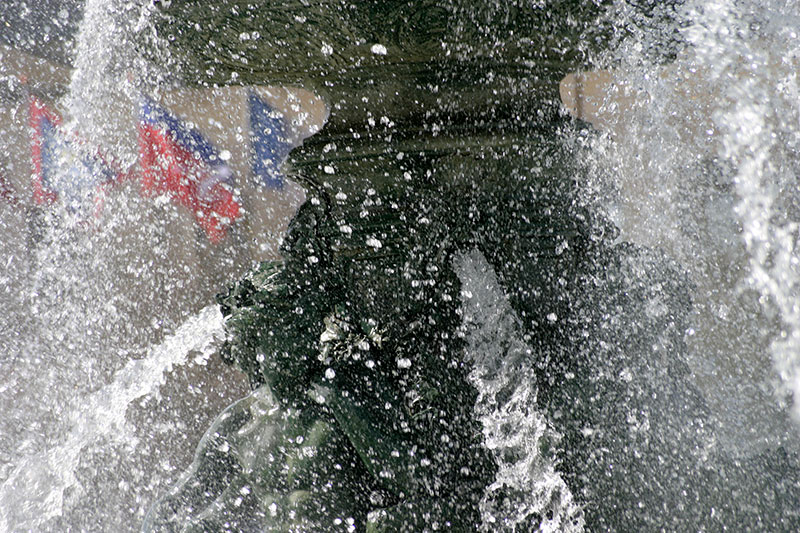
top-left (142, 2), bottom-right (800, 531)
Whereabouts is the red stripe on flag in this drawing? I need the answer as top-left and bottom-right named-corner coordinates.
top-left (199, 182), bottom-right (241, 244)
top-left (138, 122), bottom-right (241, 243)
top-left (0, 173), bottom-right (22, 209)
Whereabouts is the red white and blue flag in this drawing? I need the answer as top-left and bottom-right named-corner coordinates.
top-left (249, 91), bottom-right (294, 189)
top-left (138, 99), bottom-right (242, 244)
top-left (29, 95), bottom-right (120, 216)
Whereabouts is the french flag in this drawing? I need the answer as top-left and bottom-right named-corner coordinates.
top-left (29, 95), bottom-right (119, 215)
top-left (249, 91), bottom-right (294, 189)
top-left (138, 99), bottom-right (242, 244)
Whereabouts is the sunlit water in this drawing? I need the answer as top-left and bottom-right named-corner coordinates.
top-left (591, 0), bottom-right (800, 453)
top-left (2, 0), bottom-right (800, 531)
top-left (0, 1), bottom-right (251, 530)
top-left (0, 305), bottom-right (225, 531)
top-left (455, 251), bottom-right (583, 532)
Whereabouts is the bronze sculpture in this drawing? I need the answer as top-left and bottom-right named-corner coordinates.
top-left (143, 2), bottom-right (800, 531)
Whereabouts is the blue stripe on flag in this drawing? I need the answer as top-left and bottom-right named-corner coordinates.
top-left (249, 92), bottom-right (294, 190)
top-left (141, 99), bottom-right (220, 165)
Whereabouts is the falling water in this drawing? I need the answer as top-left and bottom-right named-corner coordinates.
top-left (455, 251), bottom-right (583, 532)
top-left (586, 0), bottom-right (800, 454)
top-left (3, 0), bottom-right (800, 531)
top-left (688, 1), bottom-right (800, 423)
top-left (1, 0), bottom-right (251, 530)
top-left (65, 0), bottom-right (168, 164)
top-left (0, 306), bottom-right (225, 531)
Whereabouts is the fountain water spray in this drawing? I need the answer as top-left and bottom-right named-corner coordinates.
top-left (65, 0), bottom-right (169, 166)
top-left (455, 250), bottom-right (583, 532)
top-left (0, 1), bottom-right (250, 530)
top-left (4, 0), bottom-right (800, 530)
top-left (0, 306), bottom-right (224, 531)
top-left (682, 0), bottom-right (800, 423)
top-left (582, 0), bottom-right (800, 451)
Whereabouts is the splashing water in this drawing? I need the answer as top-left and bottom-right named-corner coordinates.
top-left (455, 250), bottom-right (583, 533)
top-left (0, 306), bottom-right (224, 531)
top-left (0, 1), bottom-right (251, 530)
top-left (65, 0), bottom-right (167, 165)
top-left (4, 0), bottom-right (800, 530)
top-left (682, 0), bottom-right (800, 423)
top-left (585, 0), bottom-right (800, 452)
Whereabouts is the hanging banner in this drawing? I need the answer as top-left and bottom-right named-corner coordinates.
top-left (138, 98), bottom-right (243, 244)
top-left (249, 91), bottom-right (294, 190)
top-left (29, 95), bottom-right (121, 217)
